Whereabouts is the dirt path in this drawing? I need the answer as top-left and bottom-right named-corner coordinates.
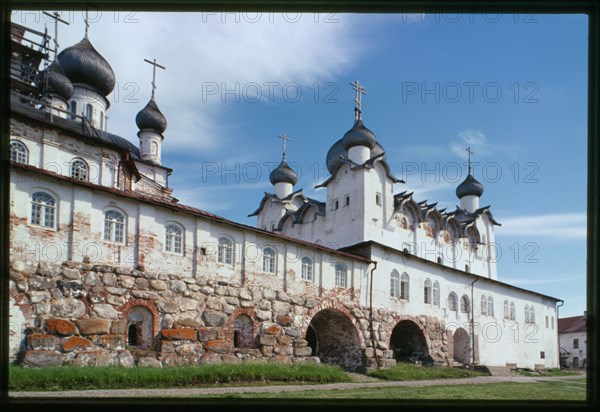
top-left (8, 373), bottom-right (585, 399)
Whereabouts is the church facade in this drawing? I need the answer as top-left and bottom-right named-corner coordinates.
top-left (7, 19), bottom-right (560, 371)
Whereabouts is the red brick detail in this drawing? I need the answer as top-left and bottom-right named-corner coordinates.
top-left (118, 298), bottom-right (160, 341)
top-left (45, 318), bottom-right (78, 336)
top-left (223, 307), bottom-right (256, 346)
top-left (204, 339), bottom-right (231, 353)
top-left (264, 324), bottom-right (281, 334)
top-left (63, 336), bottom-right (93, 352)
top-left (161, 328), bottom-right (197, 341)
top-left (302, 299), bottom-right (366, 349)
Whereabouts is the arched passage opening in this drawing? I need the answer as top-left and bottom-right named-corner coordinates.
top-left (127, 306), bottom-right (153, 349)
top-left (389, 320), bottom-right (432, 365)
top-left (306, 308), bottom-right (363, 371)
top-left (453, 328), bottom-right (471, 365)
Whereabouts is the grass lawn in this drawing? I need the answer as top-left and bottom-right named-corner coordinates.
top-left (368, 362), bottom-right (489, 380)
top-left (9, 362), bottom-right (351, 391)
top-left (199, 380), bottom-right (587, 400)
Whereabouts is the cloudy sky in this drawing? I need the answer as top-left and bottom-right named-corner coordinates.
top-left (12, 9), bottom-right (588, 318)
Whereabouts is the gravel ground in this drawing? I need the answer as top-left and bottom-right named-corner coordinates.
top-left (8, 372), bottom-right (586, 399)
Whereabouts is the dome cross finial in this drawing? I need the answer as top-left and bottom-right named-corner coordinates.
top-left (350, 80), bottom-right (367, 121)
top-left (144, 58), bottom-right (166, 99)
top-left (278, 132), bottom-right (291, 161)
top-left (466, 146), bottom-right (474, 174)
top-left (43, 11), bottom-right (69, 59)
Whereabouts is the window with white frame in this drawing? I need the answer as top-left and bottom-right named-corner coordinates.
top-left (487, 296), bottom-right (494, 317)
top-left (10, 140), bottom-right (28, 164)
top-left (218, 236), bottom-right (234, 265)
top-left (510, 302), bottom-right (516, 321)
top-left (504, 300), bottom-right (510, 319)
top-left (424, 278), bottom-right (432, 304)
top-left (400, 272), bottom-right (409, 301)
top-left (165, 223), bottom-right (183, 254)
top-left (481, 295), bottom-right (488, 316)
top-left (301, 257), bottom-right (314, 281)
top-left (448, 292), bottom-right (458, 311)
top-left (31, 192), bottom-right (56, 228)
top-left (104, 209), bottom-right (125, 243)
top-left (85, 103), bottom-right (93, 122)
top-left (70, 158), bottom-right (89, 181)
top-left (263, 247), bottom-right (276, 273)
top-left (546, 316), bottom-right (549, 328)
top-left (433, 281), bottom-right (440, 307)
top-left (335, 263), bottom-right (347, 288)
top-left (390, 270), bottom-right (400, 298)
top-left (460, 295), bottom-right (470, 313)
top-left (529, 306), bottom-right (535, 324)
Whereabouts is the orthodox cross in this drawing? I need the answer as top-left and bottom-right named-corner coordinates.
top-left (144, 58), bottom-right (166, 99)
top-left (84, 8), bottom-right (90, 37)
top-left (466, 146), bottom-right (474, 174)
top-left (279, 132), bottom-right (291, 161)
top-left (42, 11), bottom-right (69, 58)
top-left (350, 80), bottom-right (367, 120)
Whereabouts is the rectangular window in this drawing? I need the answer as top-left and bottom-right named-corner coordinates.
top-left (573, 338), bottom-right (579, 349)
top-left (333, 199), bottom-right (339, 210)
top-left (344, 195), bottom-right (350, 207)
top-left (540, 351), bottom-right (545, 359)
top-left (376, 192), bottom-right (382, 205)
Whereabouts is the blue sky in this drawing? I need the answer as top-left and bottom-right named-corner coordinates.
top-left (12, 10), bottom-right (588, 318)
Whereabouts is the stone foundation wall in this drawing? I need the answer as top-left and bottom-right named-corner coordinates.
top-left (9, 259), bottom-right (451, 369)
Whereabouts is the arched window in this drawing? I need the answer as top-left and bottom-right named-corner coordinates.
top-left (70, 158), bottom-right (89, 181)
top-left (545, 316), bottom-right (549, 328)
top-left (104, 209), bottom-right (125, 243)
top-left (301, 257), bottom-right (314, 281)
top-left (127, 306), bottom-right (153, 349)
top-left (263, 247), bottom-right (276, 273)
top-left (151, 141), bottom-right (158, 156)
top-left (218, 236), bottom-right (234, 265)
top-left (100, 111), bottom-right (104, 130)
top-left (390, 270), bottom-right (400, 298)
top-left (524, 305), bottom-right (530, 323)
top-left (433, 281), bottom-right (440, 307)
top-left (85, 103), bottom-right (93, 122)
top-left (481, 295), bottom-right (488, 316)
top-left (424, 278), bottom-right (432, 304)
top-left (233, 314), bottom-right (254, 348)
top-left (335, 263), bottom-right (347, 288)
top-left (504, 300), bottom-right (510, 320)
top-left (10, 140), bottom-right (28, 164)
top-left (31, 192), bottom-right (56, 228)
top-left (487, 296), bottom-right (494, 317)
top-left (460, 295), bottom-right (470, 313)
top-left (448, 292), bottom-right (458, 311)
top-left (70, 100), bottom-right (77, 118)
top-left (400, 272), bottom-right (409, 300)
top-left (165, 223), bottom-right (183, 254)
top-left (529, 306), bottom-right (535, 324)
top-left (510, 302), bottom-right (516, 321)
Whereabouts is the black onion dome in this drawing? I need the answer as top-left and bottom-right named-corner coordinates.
top-left (58, 37), bottom-right (115, 96)
top-left (135, 98), bottom-right (167, 134)
top-left (326, 138), bottom-right (385, 175)
top-left (456, 173), bottom-right (484, 198)
top-left (43, 60), bottom-right (73, 101)
top-left (270, 159), bottom-right (298, 185)
top-left (341, 119), bottom-right (377, 151)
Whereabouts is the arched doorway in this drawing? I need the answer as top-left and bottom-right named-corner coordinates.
top-left (389, 320), bottom-right (432, 364)
top-left (453, 328), bottom-right (471, 365)
top-left (306, 308), bottom-right (363, 371)
top-left (127, 306), bottom-right (153, 349)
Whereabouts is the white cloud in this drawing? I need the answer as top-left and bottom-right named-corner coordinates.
top-left (13, 11), bottom-right (364, 152)
top-left (450, 128), bottom-right (490, 160)
top-left (496, 213), bottom-right (587, 239)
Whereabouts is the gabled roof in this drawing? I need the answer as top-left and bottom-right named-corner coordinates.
top-left (558, 315), bottom-right (587, 334)
top-left (248, 189), bottom-right (305, 217)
